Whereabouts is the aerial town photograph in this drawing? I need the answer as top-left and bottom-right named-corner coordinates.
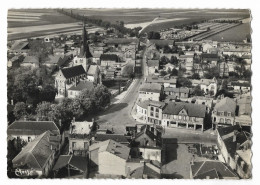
top-left (6, 7), bottom-right (252, 180)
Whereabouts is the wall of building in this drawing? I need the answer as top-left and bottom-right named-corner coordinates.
top-left (138, 91), bottom-right (160, 102)
top-left (98, 151), bottom-right (127, 177)
top-left (139, 147), bottom-right (161, 163)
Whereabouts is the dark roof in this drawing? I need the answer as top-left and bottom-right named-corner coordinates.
top-left (53, 155), bottom-right (88, 172)
top-left (194, 169), bottom-right (219, 179)
top-left (11, 41), bottom-right (29, 50)
top-left (7, 121), bottom-right (60, 136)
top-left (214, 97), bottom-right (236, 113)
top-left (61, 65), bottom-right (86, 79)
top-left (135, 125), bottom-right (158, 146)
top-left (217, 125), bottom-right (248, 158)
top-left (136, 100), bottom-right (150, 109)
top-left (95, 134), bottom-right (129, 143)
top-left (100, 54), bottom-right (119, 62)
top-left (68, 81), bottom-right (94, 91)
top-left (191, 160), bottom-right (238, 179)
top-left (201, 53), bottom-right (219, 59)
top-left (149, 39), bottom-right (174, 47)
top-left (230, 81), bottom-right (251, 87)
top-left (12, 131), bottom-right (59, 169)
top-left (163, 102), bottom-right (206, 118)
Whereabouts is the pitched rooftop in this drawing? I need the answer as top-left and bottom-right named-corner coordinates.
top-left (68, 81), bottom-right (94, 91)
top-left (214, 97), bottom-right (236, 114)
top-left (7, 121), bottom-right (60, 136)
top-left (12, 131), bottom-right (59, 169)
top-left (139, 83), bottom-right (162, 93)
top-left (61, 65), bottom-right (86, 79)
top-left (162, 102), bottom-right (206, 118)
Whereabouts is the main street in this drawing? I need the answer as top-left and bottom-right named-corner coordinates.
top-left (95, 46), bottom-right (148, 134)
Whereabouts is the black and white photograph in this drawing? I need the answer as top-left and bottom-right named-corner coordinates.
top-left (3, 0), bottom-right (258, 182)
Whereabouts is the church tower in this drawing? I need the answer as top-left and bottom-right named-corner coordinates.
top-left (73, 22), bottom-right (93, 72)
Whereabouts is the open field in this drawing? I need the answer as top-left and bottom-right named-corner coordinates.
top-left (207, 23), bottom-right (251, 42)
top-left (8, 9), bottom-right (78, 28)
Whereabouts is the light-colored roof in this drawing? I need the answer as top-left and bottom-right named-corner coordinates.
top-left (164, 87), bottom-right (189, 93)
top-left (146, 76), bottom-right (177, 84)
top-left (87, 65), bottom-right (98, 76)
top-left (23, 56), bottom-right (39, 64)
top-left (89, 139), bottom-right (130, 160)
top-left (147, 60), bottom-right (159, 67)
top-left (139, 83), bottom-right (161, 93)
top-left (236, 149), bottom-right (252, 165)
top-left (214, 97), bottom-right (236, 113)
top-left (71, 121), bottom-right (93, 135)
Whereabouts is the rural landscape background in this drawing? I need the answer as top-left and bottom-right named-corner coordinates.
top-left (8, 9), bottom-right (251, 41)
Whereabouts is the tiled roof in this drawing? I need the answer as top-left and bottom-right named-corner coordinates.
top-left (53, 155), bottom-right (88, 172)
top-left (136, 100), bottom-right (150, 109)
top-left (201, 53), bottom-right (219, 59)
top-left (45, 55), bottom-right (62, 64)
top-left (95, 134), bottom-right (129, 144)
top-left (87, 65), bottom-right (98, 76)
top-left (164, 87), bottom-right (190, 93)
top-left (214, 97), bottom-right (236, 113)
top-left (12, 131), bottom-right (59, 169)
top-left (162, 102), bottom-right (206, 118)
top-left (135, 125), bottom-right (157, 144)
top-left (147, 60), bottom-right (159, 67)
top-left (61, 65), bottom-right (86, 79)
top-left (68, 81), bottom-right (94, 91)
top-left (7, 121), bottom-right (60, 136)
top-left (23, 56), bottom-right (39, 64)
top-left (194, 169), bottom-right (219, 179)
top-left (139, 83), bottom-right (162, 93)
top-left (146, 76), bottom-right (177, 84)
top-left (191, 160), bottom-right (238, 179)
top-left (89, 139), bottom-right (130, 160)
top-left (11, 41), bottom-right (29, 50)
top-left (100, 54), bottom-right (119, 62)
top-left (149, 39), bottom-right (174, 47)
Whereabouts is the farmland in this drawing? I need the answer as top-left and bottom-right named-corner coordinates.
top-left (206, 23), bottom-right (251, 42)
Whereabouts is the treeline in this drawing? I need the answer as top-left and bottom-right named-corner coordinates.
top-left (57, 9), bottom-right (142, 37)
top-left (12, 84), bottom-right (111, 128)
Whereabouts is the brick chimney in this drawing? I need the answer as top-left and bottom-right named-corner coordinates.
top-left (233, 131), bottom-right (237, 142)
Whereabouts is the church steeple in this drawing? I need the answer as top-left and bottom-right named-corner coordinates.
top-left (79, 22), bottom-right (92, 58)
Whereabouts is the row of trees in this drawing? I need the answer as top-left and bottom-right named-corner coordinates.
top-left (57, 9), bottom-right (142, 37)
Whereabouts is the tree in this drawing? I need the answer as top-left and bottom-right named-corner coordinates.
top-left (167, 68), bottom-right (172, 74)
top-left (160, 70), bottom-right (167, 76)
top-left (36, 102), bottom-right (53, 120)
top-left (192, 85), bottom-right (204, 96)
top-left (243, 69), bottom-right (252, 80)
top-left (122, 64), bottom-right (134, 79)
top-left (28, 40), bottom-right (51, 64)
top-left (171, 68), bottom-right (178, 76)
top-left (170, 56), bottom-right (178, 66)
top-left (160, 56), bottom-right (170, 66)
top-left (191, 73), bottom-right (200, 79)
top-left (13, 102), bottom-right (27, 120)
top-left (40, 85), bottom-right (57, 102)
top-left (178, 77), bottom-right (192, 88)
top-left (148, 31), bottom-right (160, 39)
top-left (204, 66), bottom-right (219, 79)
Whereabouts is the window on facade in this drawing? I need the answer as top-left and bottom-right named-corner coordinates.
top-left (156, 108), bottom-right (159, 112)
top-left (173, 115), bottom-right (177, 120)
top-left (84, 142), bottom-right (88, 149)
top-left (227, 112), bottom-right (231, 116)
top-left (151, 107), bottom-right (154, 111)
top-left (179, 116), bottom-right (182, 120)
top-left (150, 112), bottom-right (154, 117)
top-left (155, 113), bottom-right (159, 118)
top-left (183, 116), bottom-right (186, 121)
top-left (28, 137), bottom-right (31, 142)
top-left (72, 142), bottom-right (76, 148)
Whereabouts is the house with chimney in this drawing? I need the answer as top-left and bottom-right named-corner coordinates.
top-left (69, 119), bottom-right (94, 157)
top-left (131, 125), bottom-right (162, 164)
top-left (216, 125), bottom-right (252, 178)
top-left (212, 97), bottom-right (237, 129)
top-left (7, 120), bottom-right (60, 143)
top-left (89, 139), bottom-right (131, 177)
top-left (12, 131), bottom-right (61, 178)
top-left (100, 54), bottom-right (120, 71)
top-left (67, 81), bottom-right (95, 99)
top-left (161, 102), bottom-right (206, 131)
top-left (55, 65), bottom-right (87, 98)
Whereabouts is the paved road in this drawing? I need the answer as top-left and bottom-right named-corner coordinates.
top-left (95, 47), bottom-right (148, 134)
top-left (96, 77), bottom-right (142, 134)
